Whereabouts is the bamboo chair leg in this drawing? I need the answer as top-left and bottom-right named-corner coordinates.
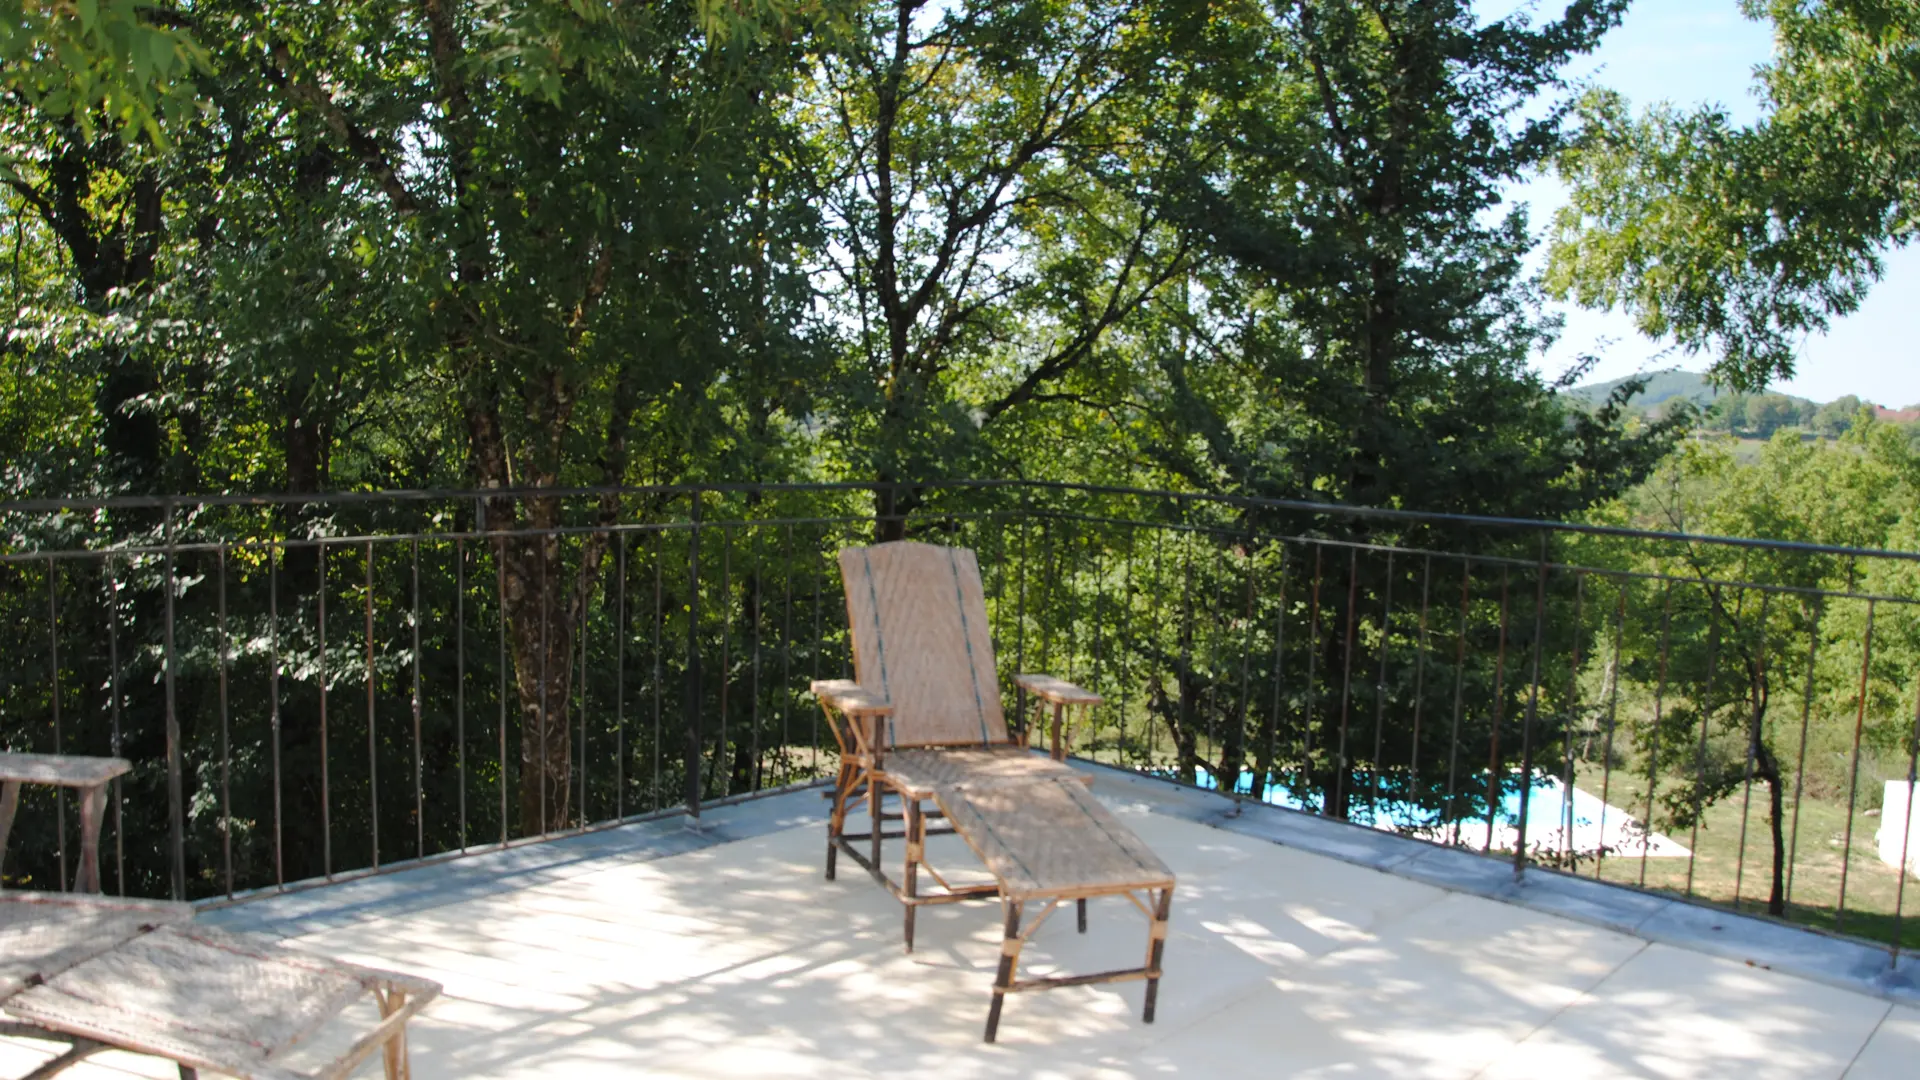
top-left (1077, 898), bottom-right (1087, 933)
top-left (904, 797), bottom-right (922, 952)
top-left (1143, 888), bottom-right (1173, 1024)
top-left (826, 762), bottom-right (854, 880)
top-left (868, 776), bottom-right (882, 872)
top-left (984, 900), bottom-right (1024, 1044)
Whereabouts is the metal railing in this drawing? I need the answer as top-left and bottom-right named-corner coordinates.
top-left (2, 481), bottom-right (1917, 958)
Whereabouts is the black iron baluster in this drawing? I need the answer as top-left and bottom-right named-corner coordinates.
top-left (47, 558), bottom-right (66, 890)
top-left (1786, 602), bottom-right (1820, 907)
top-left (751, 527), bottom-right (764, 792)
top-left (1445, 559), bottom-right (1473, 843)
top-left (616, 532), bottom-right (627, 819)
top-left (1595, 583), bottom-right (1626, 881)
top-left (496, 529), bottom-right (509, 847)
top-left (1642, 580), bottom-right (1673, 889)
top-left (1733, 591), bottom-right (1770, 908)
top-left (107, 560), bottom-right (126, 894)
top-left (366, 540), bottom-right (379, 869)
top-left (654, 529), bottom-right (665, 808)
top-left (413, 538), bottom-right (424, 860)
top-left (1687, 584), bottom-right (1721, 898)
top-left (1562, 572), bottom-right (1585, 868)
top-left (1335, 549), bottom-right (1359, 818)
top-left (1513, 546), bottom-right (1548, 881)
top-left (1407, 555), bottom-right (1430, 827)
top-left (717, 525), bottom-right (732, 799)
top-left (809, 529), bottom-right (823, 778)
top-left (1235, 538), bottom-right (1256, 794)
top-left (1370, 552), bottom-right (1394, 823)
top-left (685, 494), bottom-right (703, 818)
top-left (538, 535), bottom-right (549, 836)
top-left (1093, 533), bottom-right (1109, 763)
top-left (1303, 546), bottom-right (1323, 806)
top-left (456, 537), bottom-right (467, 851)
top-left (268, 545), bottom-right (282, 888)
top-left (1265, 545), bottom-right (1290, 801)
top-left (1889, 679), bottom-right (1920, 961)
top-left (319, 538), bottom-right (332, 880)
top-left (1836, 600), bottom-right (1876, 932)
top-left (1482, 568), bottom-right (1512, 855)
top-left (781, 525), bottom-right (794, 787)
top-left (163, 501), bottom-right (186, 899)
top-left (578, 558), bottom-right (590, 827)
top-left (218, 547), bottom-right (232, 898)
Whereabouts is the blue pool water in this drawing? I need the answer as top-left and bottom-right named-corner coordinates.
top-left (1180, 769), bottom-right (1596, 831)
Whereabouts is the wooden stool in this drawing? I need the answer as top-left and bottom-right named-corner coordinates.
top-left (0, 753), bottom-right (132, 893)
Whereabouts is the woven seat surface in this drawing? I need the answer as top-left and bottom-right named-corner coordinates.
top-left (4, 923), bottom-right (380, 1077)
top-left (937, 778), bottom-right (1174, 901)
top-left (0, 892), bottom-right (191, 998)
top-left (883, 748), bottom-right (1080, 796)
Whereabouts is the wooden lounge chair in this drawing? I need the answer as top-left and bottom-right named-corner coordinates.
top-left (811, 540), bottom-right (1175, 1041)
top-left (1, 891), bottom-right (438, 1080)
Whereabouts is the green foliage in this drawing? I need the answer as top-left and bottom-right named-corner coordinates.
top-left (1572, 425), bottom-right (1920, 912)
top-left (1547, 1), bottom-right (1920, 390)
top-left (0, 0), bottom-right (1714, 859)
top-left (0, 0), bottom-right (203, 147)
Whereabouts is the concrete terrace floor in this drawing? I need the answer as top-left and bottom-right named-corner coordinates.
top-left (7, 763), bottom-right (1920, 1079)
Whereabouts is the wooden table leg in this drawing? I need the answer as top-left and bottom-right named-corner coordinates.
top-left (75, 782), bottom-right (107, 893)
top-left (0, 780), bottom-right (19, 883)
top-left (379, 986), bottom-right (411, 1080)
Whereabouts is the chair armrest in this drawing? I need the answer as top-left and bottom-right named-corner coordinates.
top-left (811, 680), bottom-right (892, 759)
top-left (809, 680), bottom-right (893, 717)
top-left (1013, 674), bottom-right (1101, 760)
top-left (1013, 674), bottom-right (1102, 707)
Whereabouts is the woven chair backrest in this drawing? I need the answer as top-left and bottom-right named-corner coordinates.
top-left (838, 541), bottom-right (1011, 748)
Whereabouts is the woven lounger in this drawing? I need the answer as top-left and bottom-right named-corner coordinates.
top-left (812, 542), bottom-right (1103, 942)
top-left (813, 540), bottom-right (1176, 1041)
top-left (1, 892), bottom-right (439, 1080)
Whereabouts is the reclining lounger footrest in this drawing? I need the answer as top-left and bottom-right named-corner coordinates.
top-left (934, 777), bottom-right (1176, 1043)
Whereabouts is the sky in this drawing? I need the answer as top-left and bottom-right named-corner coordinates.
top-left (1479, 0), bottom-right (1920, 405)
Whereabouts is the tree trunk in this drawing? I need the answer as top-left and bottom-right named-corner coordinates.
top-left (497, 528), bottom-right (577, 834)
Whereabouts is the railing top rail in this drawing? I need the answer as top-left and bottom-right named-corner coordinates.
top-left (4, 478), bottom-right (1918, 566)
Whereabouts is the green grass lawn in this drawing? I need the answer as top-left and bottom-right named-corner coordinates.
top-left (1576, 784), bottom-right (1920, 952)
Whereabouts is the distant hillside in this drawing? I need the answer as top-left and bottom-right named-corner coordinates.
top-left (1565, 369), bottom-right (1816, 413)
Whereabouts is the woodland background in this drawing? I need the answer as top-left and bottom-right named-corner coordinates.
top-left (4, 0), bottom-right (1920, 944)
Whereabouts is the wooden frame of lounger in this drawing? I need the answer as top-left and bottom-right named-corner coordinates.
top-left (812, 541), bottom-right (1175, 1041)
top-left (2, 891), bottom-right (439, 1080)
top-left (811, 543), bottom-right (1099, 934)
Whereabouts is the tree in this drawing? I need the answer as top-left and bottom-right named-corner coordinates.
top-left (804, 0), bottom-right (1188, 533)
top-left (1000, 0), bottom-right (1683, 814)
top-left (1547, 1), bottom-right (1920, 391)
top-left (1583, 424), bottom-right (1920, 915)
top-left (1747, 393), bottom-right (1802, 437)
top-left (1814, 395), bottom-right (1864, 438)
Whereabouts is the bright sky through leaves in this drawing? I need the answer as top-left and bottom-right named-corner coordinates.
top-left (1486, 0), bottom-right (1920, 405)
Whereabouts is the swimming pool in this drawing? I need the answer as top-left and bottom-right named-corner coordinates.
top-left (1175, 769), bottom-right (1689, 857)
